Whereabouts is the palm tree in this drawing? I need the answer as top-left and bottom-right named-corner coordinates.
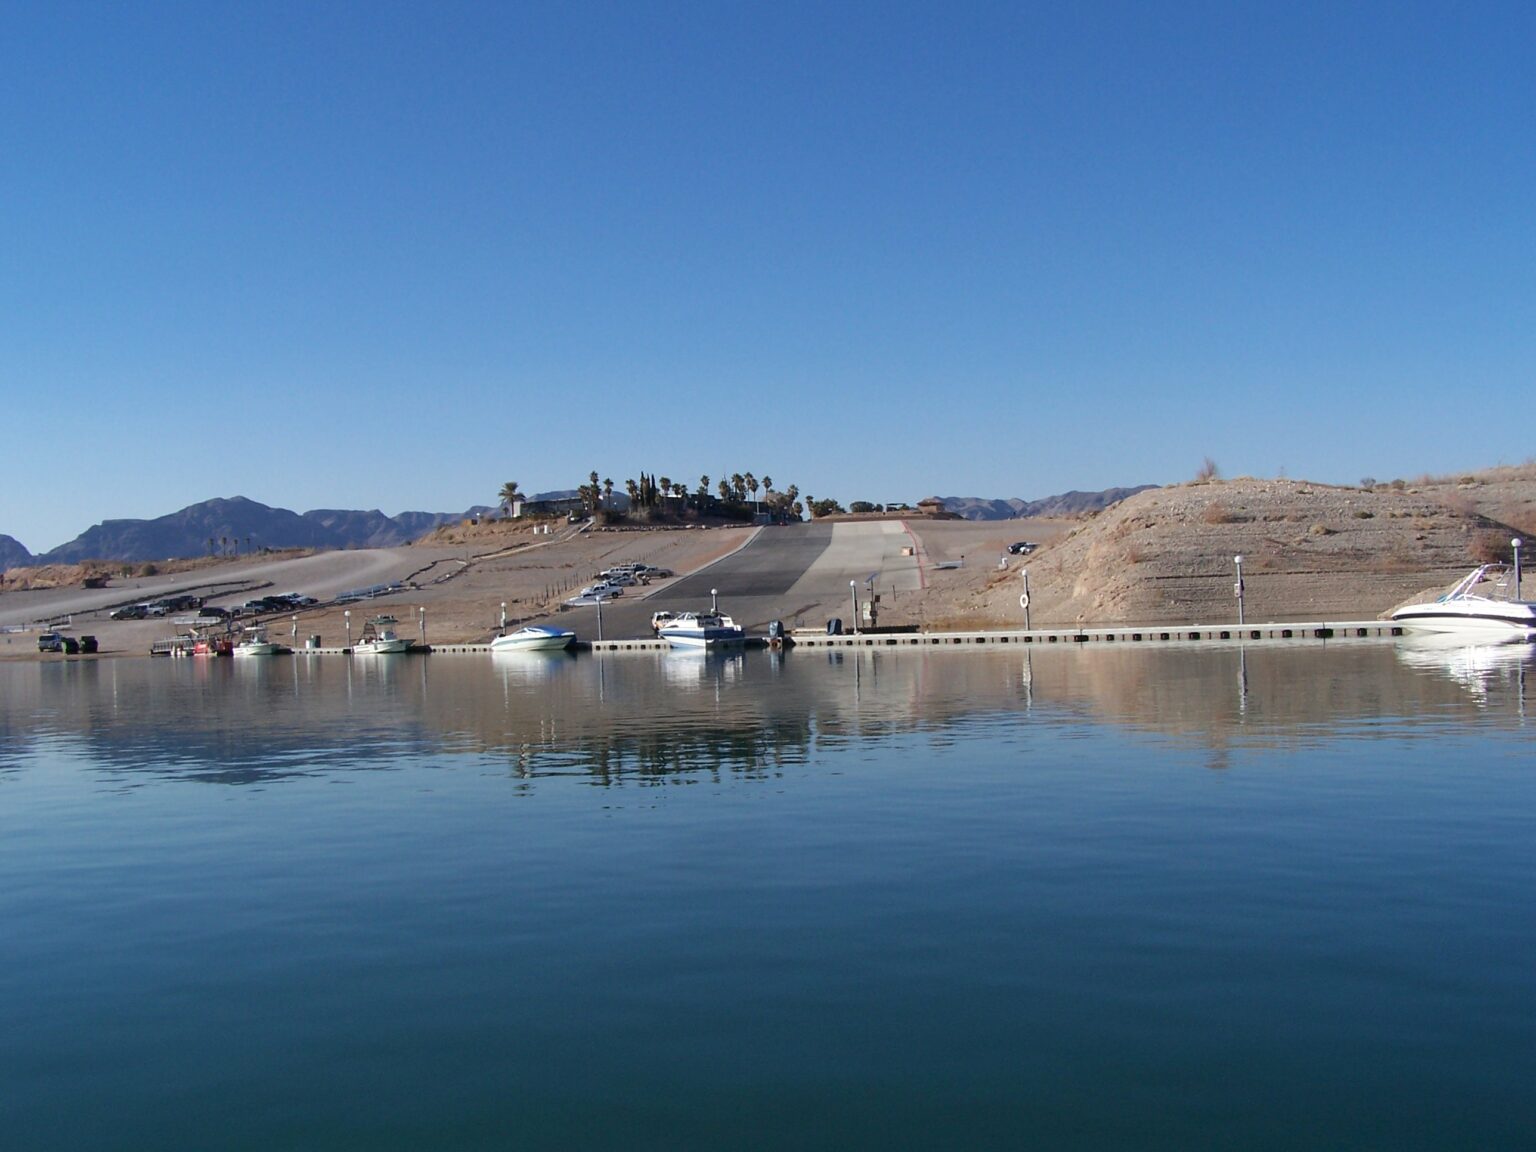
top-left (498, 480), bottom-right (522, 517)
top-left (718, 479), bottom-right (730, 502)
top-left (603, 477), bottom-right (614, 510)
top-left (730, 473), bottom-right (745, 501)
top-left (625, 479), bottom-right (639, 508)
top-left (745, 473), bottom-right (759, 512)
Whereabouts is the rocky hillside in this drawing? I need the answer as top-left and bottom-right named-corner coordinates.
top-left (947, 468), bottom-right (1536, 627)
top-left (0, 534), bottom-right (32, 569)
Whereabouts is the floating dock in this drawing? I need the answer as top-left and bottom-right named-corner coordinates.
top-left (316, 619), bottom-right (1404, 656)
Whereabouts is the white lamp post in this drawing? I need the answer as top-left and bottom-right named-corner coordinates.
top-left (1234, 555), bottom-right (1246, 629)
top-left (850, 580), bottom-right (858, 635)
top-left (1514, 538), bottom-right (1523, 599)
top-left (344, 609), bottom-right (352, 649)
top-left (710, 588), bottom-right (719, 613)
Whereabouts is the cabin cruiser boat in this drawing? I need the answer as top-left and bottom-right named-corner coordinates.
top-left (232, 626), bottom-right (284, 657)
top-left (657, 610), bottom-right (745, 649)
top-left (1390, 564), bottom-right (1536, 638)
top-left (353, 616), bottom-right (413, 654)
top-left (491, 624), bottom-right (577, 653)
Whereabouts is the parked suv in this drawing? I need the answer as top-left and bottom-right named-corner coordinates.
top-left (37, 632), bottom-right (65, 652)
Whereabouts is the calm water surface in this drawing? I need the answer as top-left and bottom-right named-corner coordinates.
top-left (2, 642), bottom-right (1533, 1150)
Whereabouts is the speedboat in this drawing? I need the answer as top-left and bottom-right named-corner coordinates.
top-left (353, 615), bottom-right (413, 654)
top-left (232, 626), bottom-right (284, 657)
top-left (657, 610), bottom-right (745, 649)
top-left (1390, 564), bottom-right (1536, 638)
top-left (491, 624), bottom-right (577, 653)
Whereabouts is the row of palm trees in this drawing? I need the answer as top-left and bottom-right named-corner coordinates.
top-left (498, 472), bottom-right (814, 521)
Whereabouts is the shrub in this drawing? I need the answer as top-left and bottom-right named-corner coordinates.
top-left (1194, 456), bottom-right (1220, 483)
top-left (1203, 502), bottom-right (1235, 524)
top-left (1309, 524), bottom-right (1335, 537)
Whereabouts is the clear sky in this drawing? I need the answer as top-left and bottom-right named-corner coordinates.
top-left (4, 1), bottom-right (1534, 552)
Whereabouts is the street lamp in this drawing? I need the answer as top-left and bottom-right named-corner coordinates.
top-left (1514, 538), bottom-right (1523, 599)
top-left (711, 588), bottom-right (719, 613)
top-left (850, 580), bottom-right (858, 635)
top-left (1234, 555), bottom-right (1246, 628)
top-left (344, 609), bottom-right (352, 649)
top-left (500, 601), bottom-right (507, 630)
top-left (418, 606), bottom-right (426, 648)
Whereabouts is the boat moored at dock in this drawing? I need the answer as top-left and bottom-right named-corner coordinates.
top-left (1390, 564), bottom-right (1536, 639)
top-left (491, 624), bottom-right (577, 653)
top-left (657, 611), bottom-right (745, 649)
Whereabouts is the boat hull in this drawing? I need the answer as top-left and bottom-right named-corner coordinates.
top-left (1390, 606), bottom-right (1536, 638)
top-left (353, 639), bottom-right (413, 654)
top-left (658, 628), bottom-right (745, 649)
top-left (491, 627), bottom-right (576, 653)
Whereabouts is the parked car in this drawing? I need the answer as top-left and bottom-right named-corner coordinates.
top-left (110, 605), bottom-right (148, 620)
top-left (37, 632), bottom-right (65, 652)
top-left (1007, 541), bottom-right (1038, 555)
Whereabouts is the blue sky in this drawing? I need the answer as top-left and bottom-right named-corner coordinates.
top-left (4, 1), bottom-right (1534, 552)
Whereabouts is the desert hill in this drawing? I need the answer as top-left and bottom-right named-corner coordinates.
top-left (939, 467), bottom-right (1536, 628)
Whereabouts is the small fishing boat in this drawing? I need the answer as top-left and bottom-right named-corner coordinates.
top-left (352, 616), bottom-right (413, 654)
top-left (232, 626), bottom-right (284, 657)
top-left (657, 610), bottom-right (745, 649)
top-left (491, 624), bottom-right (577, 653)
top-left (1390, 564), bottom-right (1536, 639)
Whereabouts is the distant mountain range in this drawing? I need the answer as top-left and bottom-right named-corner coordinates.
top-left (6, 496), bottom-right (500, 566)
top-left (1, 485), bottom-right (1156, 566)
top-left (939, 486), bottom-right (1157, 520)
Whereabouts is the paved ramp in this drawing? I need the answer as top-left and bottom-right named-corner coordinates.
top-left (578, 520), bottom-right (927, 635)
top-left (787, 521), bottom-right (924, 596)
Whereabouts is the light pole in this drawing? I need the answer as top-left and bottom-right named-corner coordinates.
top-left (1020, 568), bottom-right (1031, 631)
top-left (418, 606), bottom-right (426, 648)
top-left (1234, 555), bottom-right (1246, 629)
top-left (344, 609), bottom-right (352, 649)
top-left (850, 580), bottom-right (858, 634)
top-left (710, 588), bottom-right (719, 613)
top-left (1514, 538), bottom-right (1523, 599)
top-left (500, 601), bottom-right (507, 631)
top-left (595, 594), bottom-right (604, 642)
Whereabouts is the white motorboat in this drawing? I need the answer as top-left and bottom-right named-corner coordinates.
top-left (232, 626), bottom-right (284, 657)
top-left (491, 624), bottom-right (577, 653)
top-left (1390, 564), bottom-right (1536, 638)
top-left (353, 616), bottom-right (413, 654)
top-left (657, 610), bottom-right (745, 649)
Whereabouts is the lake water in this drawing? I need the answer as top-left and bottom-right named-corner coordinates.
top-left (2, 642), bottom-right (1533, 1150)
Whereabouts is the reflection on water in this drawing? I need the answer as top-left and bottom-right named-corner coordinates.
top-left (1394, 634), bottom-right (1532, 713)
top-left (3, 644), bottom-right (1535, 1150)
top-left (2, 642), bottom-right (1530, 788)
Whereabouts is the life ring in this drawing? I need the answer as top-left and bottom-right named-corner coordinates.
top-left (1019, 593), bottom-right (1030, 609)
